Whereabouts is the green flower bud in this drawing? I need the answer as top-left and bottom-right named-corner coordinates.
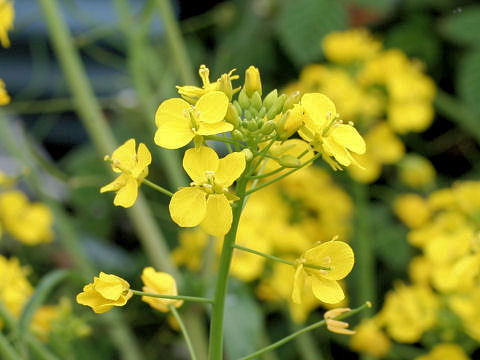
top-left (278, 154), bottom-right (301, 168)
top-left (247, 120), bottom-right (258, 132)
top-left (256, 118), bottom-right (264, 129)
top-left (225, 103), bottom-right (240, 126)
top-left (233, 100), bottom-right (242, 115)
top-left (238, 88), bottom-right (250, 109)
top-left (282, 90), bottom-right (301, 112)
top-left (232, 129), bottom-right (244, 142)
top-left (242, 148), bottom-right (253, 161)
top-left (244, 110), bottom-right (253, 120)
top-left (258, 106), bottom-right (267, 118)
top-left (263, 89), bottom-right (278, 109)
top-left (261, 120), bottom-right (276, 135)
top-left (251, 91), bottom-right (262, 110)
top-left (240, 120), bottom-right (249, 128)
top-left (267, 94), bottom-right (287, 119)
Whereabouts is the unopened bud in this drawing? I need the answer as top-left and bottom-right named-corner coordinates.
top-left (278, 154), bottom-right (301, 168)
top-left (233, 100), bottom-right (242, 115)
top-left (232, 129), bottom-right (244, 142)
top-left (258, 106), bottom-right (267, 117)
top-left (242, 148), bottom-right (253, 161)
top-left (261, 120), bottom-right (276, 135)
top-left (217, 73), bottom-right (234, 101)
top-left (282, 90), bottom-right (301, 112)
top-left (267, 94), bottom-right (287, 119)
top-left (263, 89), bottom-right (278, 109)
top-left (251, 91), bottom-right (262, 110)
top-left (238, 88), bottom-right (250, 108)
top-left (256, 118), bottom-right (264, 129)
top-left (244, 110), bottom-right (253, 120)
top-left (276, 104), bottom-right (304, 139)
top-left (225, 103), bottom-right (240, 126)
top-left (244, 66), bottom-right (262, 97)
top-left (247, 120), bottom-right (258, 132)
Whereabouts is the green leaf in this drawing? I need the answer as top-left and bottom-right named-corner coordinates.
top-left (457, 50), bottom-right (480, 116)
top-left (18, 269), bottom-right (71, 337)
top-left (439, 6), bottom-right (480, 47)
top-left (275, 0), bottom-right (347, 66)
top-left (223, 280), bottom-right (263, 359)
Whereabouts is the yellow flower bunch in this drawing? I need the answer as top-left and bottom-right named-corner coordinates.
top-left (0, 255), bottom-right (33, 316)
top-left (0, 0), bottom-right (14, 48)
top-left (285, 28), bottom-right (436, 183)
top-left (0, 190), bottom-right (53, 245)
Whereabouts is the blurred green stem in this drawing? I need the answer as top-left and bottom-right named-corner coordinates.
top-left (155, 0), bottom-right (196, 85)
top-left (435, 90), bottom-right (480, 144)
top-left (0, 333), bottom-right (20, 360)
top-left (170, 305), bottom-right (198, 360)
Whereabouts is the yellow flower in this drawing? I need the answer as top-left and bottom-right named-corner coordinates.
top-left (244, 65), bottom-right (262, 96)
top-left (76, 272), bottom-right (132, 314)
top-left (292, 238), bottom-right (354, 304)
top-left (154, 91), bottom-right (231, 149)
top-left (350, 319), bottom-right (391, 357)
top-left (0, 190), bottom-right (53, 245)
top-left (176, 65), bottom-right (239, 103)
top-left (141, 267), bottom-right (183, 312)
top-left (100, 138), bottom-right (151, 208)
top-left (0, 79), bottom-right (10, 105)
top-left (393, 193), bottom-right (431, 229)
top-left (322, 28), bottom-right (380, 64)
top-left (324, 307), bottom-right (355, 335)
top-left (0, 0), bottom-right (14, 48)
top-left (0, 255), bottom-right (33, 316)
top-left (169, 146), bottom-right (245, 236)
top-left (172, 229), bottom-right (209, 272)
top-left (415, 343), bottom-right (469, 360)
top-left (298, 93), bottom-right (366, 169)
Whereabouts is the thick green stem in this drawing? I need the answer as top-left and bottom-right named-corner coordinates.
top-left (170, 305), bottom-right (197, 360)
top-left (155, 0), bottom-right (196, 85)
top-left (238, 303), bottom-right (370, 360)
top-left (131, 290), bottom-right (213, 304)
top-left (208, 173), bottom-right (250, 360)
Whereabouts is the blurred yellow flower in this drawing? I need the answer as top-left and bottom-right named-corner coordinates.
top-left (0, 255), bottom-right (33, 316)
top-left (322, 28), bottom-right (380, 64)
top-left (154, 91), bottom-right (231, 149)
top-left (298, 93), bottom-right (365, 169)
top-left (0, 0), bottom-right (14, 48)
top-left (324, 307), bottom-right (355, 335)
top-left (141, 267), bottom-right (183, 312)
top-left (0, 79), bottom-right (10, 105)
top-left (292, 238), bottom-right (354, 304)
top-left (76, 272), bottom-right (132, 314)
top-left (100, 138), bottom-right (151, 208)
top-left (169, 146), bottom-right (245, 236)
top-left (415, 343), bottom-right (469, 360)
top-left (0, 190), bottom-right (53, 245)
top-left (350, 319), bottom-right (391, 357)
top-left (172, 229), bottom-right (209, 272)
top-left (393, 193), bottom-right (431, 229)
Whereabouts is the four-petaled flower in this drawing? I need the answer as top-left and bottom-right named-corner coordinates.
top-left (76, 272), bottom-right (132, 314)
top-left (292, 238), bottom-right (354, 304)
top-left (169, 146), bottom-right (246, 236)
top-left (154, 91), bottom-right (232, 149)
top-left (100, 138), bottom-right (151, 208)
top-left (141, 267), bottom-right (183, 312)
top-left (298, 93), bottom-right (366, 170)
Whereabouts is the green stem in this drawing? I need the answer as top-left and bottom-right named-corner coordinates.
top-left (245, 152), bottom-right (322, 196)
top-left (232, 244), bottom-right (330, 271)
top-left (238, 303), bottom-right (371, 360)
top-left (131, 290), bottom-right (213, 304)
top-left (246, 166), bottom-right (286, 179)
top-left (0, 332), bottom-right (20, 360)
top-left (434, 89), bottom-right (480, 144)
top-left (142, 179), bottom-right (174, 197)
top-left (155, 0), bottom-right (196, 85)
top-left (208, 169), bottom-right (250, 360)
top-left (170, 305), bottom-right (198, 360)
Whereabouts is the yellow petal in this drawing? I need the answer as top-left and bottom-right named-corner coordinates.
top-left (301, 93), bottom-right (336, 131)
top-left (197, 121), bottom-right (234, 136)
top-left (183, 146), bottom-right (219, 184)
top-left (200, 194), bottom-right (232, 236)
top-left (100, 174), bottom-right (129, 193)
top-left (311, 277), bottom-right (344, 304)
top-left (154, 113), bottom-right (193, 149)
top-left (169, 187), bottom-right (207, 227)
top-left (135, 143), bottom-right (152, 172)
top-left (196, 91), bottom-right (229, 124)
top-left (111, 139), bottom-right (136, 173)
top-left (155, 98), bottom-right (191, 127)
top-left (113, 177), bottom-right (138, 208)
top-left (330, 124), bottom-right (366, 154)
top-left (304, 240), bottom-right (354, 280)
top-left (292, 264), bottom-right (306, 304)
top-left (215, 152), bottom-right (246, 187)
top-left (322, 136), bottom-right (351, 166)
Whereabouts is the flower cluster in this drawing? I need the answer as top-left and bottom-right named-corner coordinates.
top-left (285, 28), bottom-right (435, 183)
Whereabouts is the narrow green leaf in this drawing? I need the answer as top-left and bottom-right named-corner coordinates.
top-left (18, 269), bottom-right (71, 336)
